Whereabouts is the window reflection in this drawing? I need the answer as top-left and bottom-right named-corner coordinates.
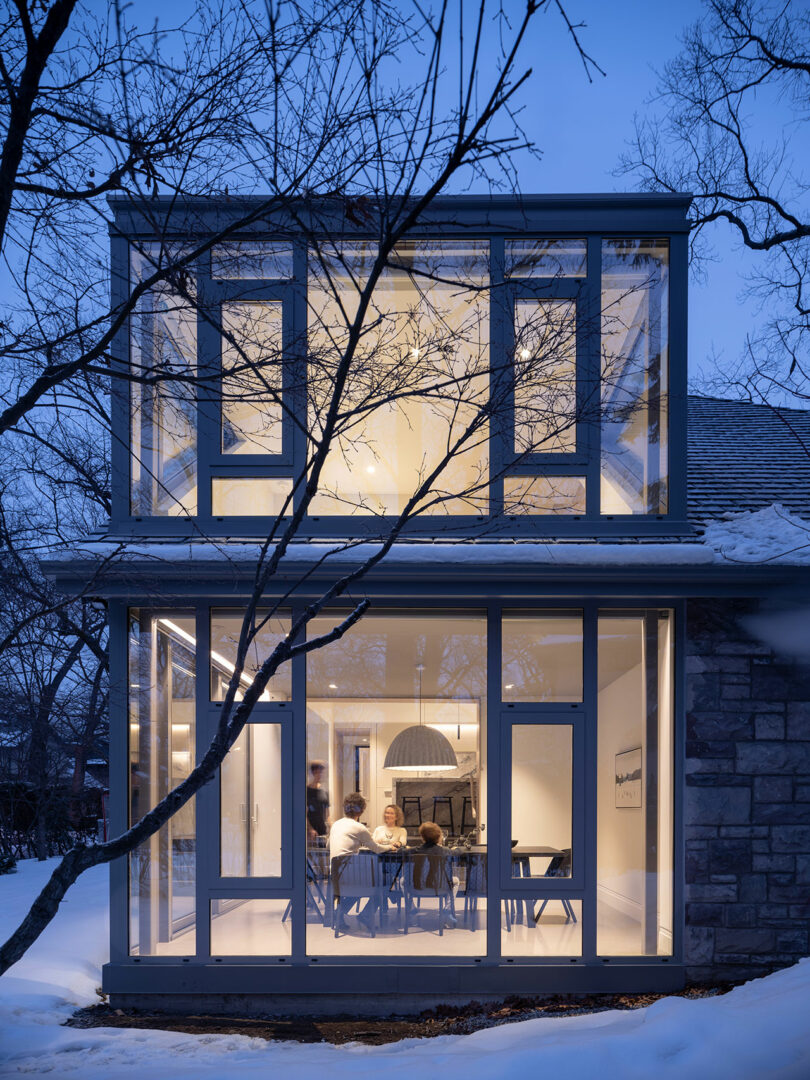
top-left (505, 239), bottom-right (587, 278)
top-left (307, 242), bottom-right (489, 515)
top-left (221, 302), bottom-right (284, 455)
top-left (601, 239), bottom-right (669, 515)
top-left (130, 249), bottom-right (197, 516)
top-left (514, 299), bottom-right (577, 454)
top-left (128, 611), bottom-right (196, 955)
top-left (503, 476), bottom-right (586, 516)
top-left (211, 477), bottom-right (292, 516)
top-left (502, 612), bottom-right (583, 701)
top-left (209, 610), bottom-right (291, 701)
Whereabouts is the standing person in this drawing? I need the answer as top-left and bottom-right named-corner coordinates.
top-left (306, 761), bottom-right (330, 845)
top-left (372, 804), bottom-right (408, 849)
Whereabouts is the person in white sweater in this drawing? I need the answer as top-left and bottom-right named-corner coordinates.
top-left (372, 804), bottom-right (408, 850)
top-left (329, 793), bottom-right (391, 931)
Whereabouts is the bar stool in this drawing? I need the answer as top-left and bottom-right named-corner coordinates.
top-left (432, 795), bottom-right (455, 837)
top-left (400, 796), bottom-right (423, 826)
top-left (459, 795), bottom-right (475, 834)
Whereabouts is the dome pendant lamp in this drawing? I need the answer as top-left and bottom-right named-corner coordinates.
top-left (383, 664), bottom-right (458, 772)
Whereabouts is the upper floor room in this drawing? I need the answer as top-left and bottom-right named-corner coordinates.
top-left (110, 193), bottom-right (690, 539)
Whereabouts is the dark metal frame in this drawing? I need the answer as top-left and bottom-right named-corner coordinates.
top-left (109, 195), bottom-right (692, 539)
top-left (104, 594), bottom-right (685, 996)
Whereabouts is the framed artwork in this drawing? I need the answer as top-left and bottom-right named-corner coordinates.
top-left (615, 747), bottom-right (642, 808)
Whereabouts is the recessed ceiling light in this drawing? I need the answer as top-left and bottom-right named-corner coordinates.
top-left (505, 683), bottom-right (514, 690)
top-left (328, 683), bottom-right (338, 689)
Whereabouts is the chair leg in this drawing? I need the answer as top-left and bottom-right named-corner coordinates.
top-left (534, 898), bottom-right (549, 922)
top-left (282, 899), bottom-right (291, 923)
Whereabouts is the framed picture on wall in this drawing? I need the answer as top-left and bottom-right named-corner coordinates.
top-left (615, 747), bottom-right (642, 808)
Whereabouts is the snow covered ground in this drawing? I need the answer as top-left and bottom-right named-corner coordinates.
top-left (1, 859), bottom-right (810, 1078)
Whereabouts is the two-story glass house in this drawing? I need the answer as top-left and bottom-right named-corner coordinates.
top-left (46, 194), bottom-right (810, 1013)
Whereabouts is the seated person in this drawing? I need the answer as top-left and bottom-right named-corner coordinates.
top-left (412, 821), bottom-right (459, 925)
top-left (329, 793), bottom-right (387, 931)
top-left (328, 793), bottom-right (389, 857)
top-left (372, 804), bottom-right (408, 849)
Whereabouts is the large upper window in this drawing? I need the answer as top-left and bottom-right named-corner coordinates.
top-left (125, 227), bottom-right (677, 525)
top-left (307, 242), bottom-right (490, 516)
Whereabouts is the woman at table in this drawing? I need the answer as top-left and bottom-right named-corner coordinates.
top-left (372, 804), bottom-right (408, 850)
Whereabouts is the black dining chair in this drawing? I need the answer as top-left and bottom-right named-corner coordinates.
top-left (534, 848), bottom-right (577, 923)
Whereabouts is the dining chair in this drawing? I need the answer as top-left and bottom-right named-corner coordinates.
top-left (403, 851), bottom-right (457, 936)
top-left (330, 852), bottom-right (382, 937)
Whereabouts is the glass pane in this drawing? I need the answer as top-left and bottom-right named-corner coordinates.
top-left (210, 899), bottom-right (291, 956)
top-left (306, 611), bottom-right (487, 957)
top-left (514, 300), bottom-right (577, 454)
top-left (211, 242), bottom-right (293, 279)
top-left (502, 897), bottom-right (582, 956)
top-left (504, 476), bottom-right (586, 515)
top-left (502, 612), bottom-right (583, 701)
top-left (505, 239), bottom-right (587, 278)
top-left (597, 610), bottom-right (674, 956)
top-left (308, 242), bottom-right (489, 515)
top-left (128, 611), bottom-right (196, 955)
top-left (511, 725), bottom-right (573, 879)
top-left (601, 239), bottom-right (669, 515)
top-left (210, 609), bottom-right (291, 701)
top-left (221, 302), bottom-right (283, 454)
top-left (221, 724), bottom-right (283, 877)
top-left (211, 477), bottom-right (292, 516)
top-left (130, 249), bottom-right (197, 516)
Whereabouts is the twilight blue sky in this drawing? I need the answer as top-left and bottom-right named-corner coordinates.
top-left (107, 0), bottom-right (775, 386)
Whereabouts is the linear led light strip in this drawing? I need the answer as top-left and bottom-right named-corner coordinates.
top-left (158, 618), bottom-right (273, 701)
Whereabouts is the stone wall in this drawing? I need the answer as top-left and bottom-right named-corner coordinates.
top-left (685, 598), bottom-right (810, 982)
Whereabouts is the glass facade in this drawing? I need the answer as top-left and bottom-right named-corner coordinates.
top-left (115, 201), bottom-right (686, 983)
top-left (128, 611), bottom-right (197, 955)
top-left (122, 603), bottom-right (676, 966)
top-left (125, 230), bottom-right (680, 525)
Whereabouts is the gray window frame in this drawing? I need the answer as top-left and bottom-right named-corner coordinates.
top-left (107, 595), bottom-right (684, 981)
top-left (109, 198), bottom-right (690, 539)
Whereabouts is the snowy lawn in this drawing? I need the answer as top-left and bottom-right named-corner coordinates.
top-left (1, 859), bottom-right (809, 1078)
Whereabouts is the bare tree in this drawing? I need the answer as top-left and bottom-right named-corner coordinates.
top-left (619, 0), bottom-right (810, 403)
top-left (0, 0), bottom-right (603, 974)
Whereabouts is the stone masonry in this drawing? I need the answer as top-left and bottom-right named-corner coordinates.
top-left (685, 598), bottom-right (810, 982)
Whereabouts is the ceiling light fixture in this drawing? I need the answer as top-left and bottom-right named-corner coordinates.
top-left (383, 663), bottom-right (458, 772)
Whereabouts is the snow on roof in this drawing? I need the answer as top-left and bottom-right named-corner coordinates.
top-left (42, 503), bottom-right (810, 569)
top-left (702, 504), bottom-right (810, 565)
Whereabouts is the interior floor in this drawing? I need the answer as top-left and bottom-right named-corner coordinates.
top-left (133, 899), bottom-right (669, 960)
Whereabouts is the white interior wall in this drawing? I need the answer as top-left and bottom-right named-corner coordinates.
top-left (510, 725), bottom-right (572, 850)
top-left (308, 699), bottom-right (481, 832)
top-left (657, 619), bottom-right (674, 946)
top-left (597, 662), bottom-right (645, 915)
top-left (250, 724), bottom-right (282, 876)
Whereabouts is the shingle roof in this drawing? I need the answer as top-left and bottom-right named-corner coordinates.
top-left (688, 395), bottom-right (810, 527)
